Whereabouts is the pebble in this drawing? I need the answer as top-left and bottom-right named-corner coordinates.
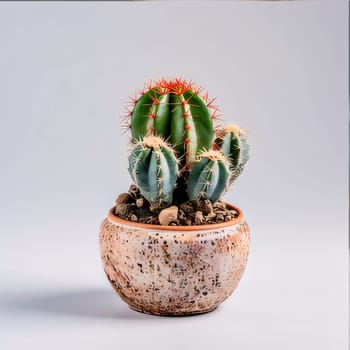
top-left (225, 215), bottom-right (232, 222)
top-left (196, 199), bottom-right (213, 215)
top-left (128, 184), bottom-right (140, 198)
top-left (116, 193), bottom-right (130, 205)
top-left (159, 206), bottom-right (178, 226)
top-left (130, 214), bottom-right (138, 222)
top-left (203, 200), bottom-right (213, 214)
top-left (115, 203), bottom-right (129, 216)
top-left (231, 210), bottom-right (239, 218)
top-left (194, 211), bottom-right (204, 225)
top-left (136, 198), bottom-right (144, 208)
top-left (216, 213), bottom-right (224, 222)
top-left (206, 213), bottom-right (216, 220)
top-left (146, 216), bottom-right (158, 224)
top-left (179, 202), bottom-right (193, 214)
top-left (178, 210), bottom-right (187, 225)
top-left (213, 201), bottom-right (226, 210)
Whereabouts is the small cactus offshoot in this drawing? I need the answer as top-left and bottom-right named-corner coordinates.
top-left (128, 135), bottom-right (178, 207)
top-left (187, 150), bottom-right (230, 202)
top-left (124, 78), bottom-right (250, 210)
top-left (216, 124), bottom-right (250, 184)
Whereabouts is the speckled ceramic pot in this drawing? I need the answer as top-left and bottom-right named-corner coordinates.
top-left (99, 204), bottom-right (250, 316)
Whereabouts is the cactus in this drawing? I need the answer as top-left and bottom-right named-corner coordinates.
top-left (128, 135), bottom-right (178, 207)
top-left (127, 78), bottom-right (218, 165)
top-left (187, 150), bottom-right (230, 202)
top-left (123, 78), bottom-right (250, 210)
top-left (216, 124), bottom-right (250, 184)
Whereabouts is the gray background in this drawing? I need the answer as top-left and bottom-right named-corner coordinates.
top-left (0, 2), bottom-right (348, 350)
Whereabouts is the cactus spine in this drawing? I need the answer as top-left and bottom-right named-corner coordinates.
top-left (128, 135), bottom-right (178, 207)
top-left (187, 150), bottom-right (230, 202)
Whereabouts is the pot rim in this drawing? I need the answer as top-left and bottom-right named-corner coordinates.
top-left (107, 203), bottom-right (244, 231)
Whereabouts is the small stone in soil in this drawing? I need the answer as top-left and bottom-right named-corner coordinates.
top-left (179, 202), bottom-right (193, 214)
top-left (178, 210), bottom-right (187, 225)
top-left (231, 210), bottom-right (239, 218)
top-left (195, 199), bottom-right (213, 215)
top-left (216, 213), bottom-right (224, 222)
top-left (213, 201), bottom-right (226, 210)
top-left (159, 206), bottom-right (178, 226)
top-left (136, 198), bottom-right (144, 208)
top-left (115, 203), bottom-right (129, 216)
top-left (203, 200), bottom-right (213, 214)
top-left (130, 214), bottom-right (138, 222)
top-left (206, 212), bottom-right (216, 220)
top-left (116, 193), bottom-right (131, 205)
top-left (145, 216), bottom-right (157, 224)
top-left (128, 184), bottom-right (140, 198)
top-left (194, 211), bottom-right (204, 225)
top-left (225, 215), bottom-right (232, 222)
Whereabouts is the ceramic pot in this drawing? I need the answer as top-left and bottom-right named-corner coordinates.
top-left (99, 204), bottom-right (250, 316)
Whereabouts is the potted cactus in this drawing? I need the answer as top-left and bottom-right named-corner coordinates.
top-left (99, 78), bottom-right (251, 316)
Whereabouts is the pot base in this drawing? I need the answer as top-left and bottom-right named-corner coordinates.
top-left (128, 305), bottom-right (218, 317)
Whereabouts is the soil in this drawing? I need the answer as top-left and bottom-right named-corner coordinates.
top-left (114, 185), bottom-right (239, 226)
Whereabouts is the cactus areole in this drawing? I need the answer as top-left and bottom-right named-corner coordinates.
top-left (119, 78), bottom-right (250, 225)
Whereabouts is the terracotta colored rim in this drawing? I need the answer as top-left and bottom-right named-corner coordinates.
top-left (107, 203), bottom-right (244, 231)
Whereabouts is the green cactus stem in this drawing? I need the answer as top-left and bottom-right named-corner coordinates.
top-left (127, 78), bottom-right (218, 166)
top-left (128, 135), bottom-right (178, 207)
top-left (216, 124), bottom-right (250, 184)
top-left (187, 150), bottom-right (230, 202)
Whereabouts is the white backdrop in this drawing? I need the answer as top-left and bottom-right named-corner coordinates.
top-left (0, 2), bottom-right (348, 350)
